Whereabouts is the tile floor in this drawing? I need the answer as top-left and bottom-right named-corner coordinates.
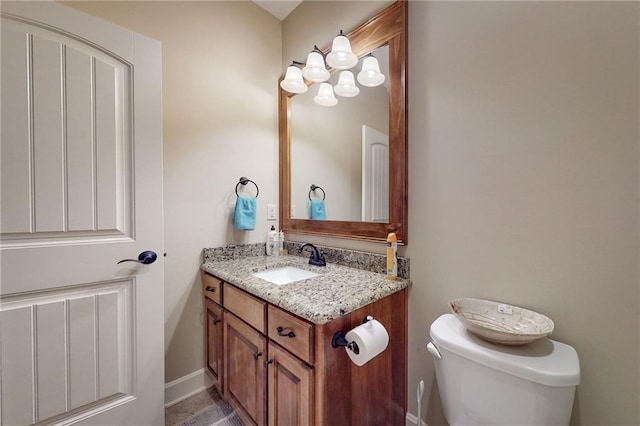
top-left (165, 387), bottom-right (222, 426)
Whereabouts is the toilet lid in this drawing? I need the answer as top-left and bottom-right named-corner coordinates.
top-left (430, 314), bottom-right (580, 387)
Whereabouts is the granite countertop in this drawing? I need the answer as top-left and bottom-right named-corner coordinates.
top-left (201, 255), bottom-right (409, 325)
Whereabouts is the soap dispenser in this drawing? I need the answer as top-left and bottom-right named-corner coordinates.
top-left (267, 225), bottom-right (277, 256)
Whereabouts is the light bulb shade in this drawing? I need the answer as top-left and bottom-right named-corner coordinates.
top-left (326, 34), bottom-right (358, 70)
top-left (334, 71), bottom-right (360, 97)
top-left (302, 51), bottom-right (330, 83)
top-left (357, 56), bottom-right (386, 87)
top-left (314, 83), bottom-right (338, 106)
top-left (280, 65), bottom-right (308, 94)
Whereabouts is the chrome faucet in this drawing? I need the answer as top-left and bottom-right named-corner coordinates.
top-left (299, 243), bottom-right (326, 267)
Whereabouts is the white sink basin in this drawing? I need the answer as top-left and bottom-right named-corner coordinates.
top-left (252, 266), bottom-right (319, 285)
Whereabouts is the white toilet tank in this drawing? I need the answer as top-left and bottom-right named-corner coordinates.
top-left (429, 314), bottom-right (580, 426)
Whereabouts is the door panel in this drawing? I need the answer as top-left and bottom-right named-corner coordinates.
top-left (0, 281), bottom-right (135, 424)
top-left (1, 17), bottom-right (132, 243)
top-left (0, 2), bottom-right (163, 425)
top-left (267, 342), bottom-right (313, 426)
top-left (224, 312), bottom-right (266, 426)
top-left (1, 20), bottom-right (31, 232)
top-left (361, 125), bottom-right (389, 222)
top-left (32, 35), bottom-right (65, 233)
top-left (0, 307), bottom-right (33, 425)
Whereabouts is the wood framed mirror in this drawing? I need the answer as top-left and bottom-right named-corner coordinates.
top-left (279, 1), bottom-right (408, 243)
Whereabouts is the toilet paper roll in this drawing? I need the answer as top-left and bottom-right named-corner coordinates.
top-left (344, 319), bottom-right (389, 366)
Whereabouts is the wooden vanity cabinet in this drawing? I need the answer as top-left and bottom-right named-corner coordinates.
top-left (224, 311), bottom-right (268, 426)
top-left (267, 341), bottom-right (314, 426)
top-left (312, 287), bottom-right (407, 426)
top-left (205, 299), bottom-right (223, 385)
top-left (202, 271), bottom-right (407, 426)
top-left (202, 272), bottom-right (222, 304)
top-left (203, 273), bottom-right (224, 391)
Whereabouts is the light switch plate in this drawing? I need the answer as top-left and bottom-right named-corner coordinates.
top-left (267, 204), bottom-right (276, 220)
top-left (291, 205), bottom-right (296, 218)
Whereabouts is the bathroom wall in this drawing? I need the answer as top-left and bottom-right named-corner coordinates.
top-left (281, 1), bottom-right (392, 71)
top-left (62, 1), bottom-right (640, 424)
top-left (286, 1), bottom-right (640, 425)
top-left (406, 2), bottom-right (639, 425)
top-left (61, 1), bottom-right (282, 387)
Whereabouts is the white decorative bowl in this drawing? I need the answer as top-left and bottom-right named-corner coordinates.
top-left (448, 298), bottom-right (554, 346)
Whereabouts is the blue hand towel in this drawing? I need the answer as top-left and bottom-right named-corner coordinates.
top-left (310, 200), bottom-right (326, 220)
top-left (234, 196), bottom-right (257, 230)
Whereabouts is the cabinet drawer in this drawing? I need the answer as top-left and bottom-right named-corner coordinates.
top-left (224, 284), bottom-right (266, 333)
top-left (268, 305), bottom-right (313, 364)
top-left (202, 272), bottom-right (222, 304)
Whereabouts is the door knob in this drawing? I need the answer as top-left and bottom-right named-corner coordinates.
top-left (117, 250), bottom-right (158, 265)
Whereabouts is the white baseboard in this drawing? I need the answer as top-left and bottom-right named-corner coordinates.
top-left (406, 412), bottom-right (428, 426)
top-left (164, 368), bottom-right (214, 408)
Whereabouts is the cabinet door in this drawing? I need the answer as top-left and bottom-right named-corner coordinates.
top-left (267, 342), bottom-right (314, 426)
top-left (224, 311), bottom-right (267, 426)
top-left (205, 299), bottom-right (223, 388)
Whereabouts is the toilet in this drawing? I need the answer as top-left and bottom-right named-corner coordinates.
top-left (428, 314), bottom-right (580, 426)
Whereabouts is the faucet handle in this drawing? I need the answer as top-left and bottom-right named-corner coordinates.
top-left (299, 243), bottom-right (327, 266)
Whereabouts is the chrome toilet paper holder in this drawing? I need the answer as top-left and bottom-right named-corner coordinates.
top-left (331, 315), bottom-right (374, 354)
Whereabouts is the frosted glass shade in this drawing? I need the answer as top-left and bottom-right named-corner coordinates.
top-left (326, 33), bottom-right (358, 70)
top-left (302, 51), bottom-right (330, 83)
top-left (334, 71), bottom-right (360, 97)
top-left (357, 56), bottom-right (386, 87)
top-left (280, 65), bottom-right (308, 94)
top-left (314, 83), bottom-right (338, 106)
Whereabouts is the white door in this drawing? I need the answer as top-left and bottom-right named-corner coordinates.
top-left (0, 2), bottom-right (164, 425)
top-left (361, 125), bottom-right (389, 222)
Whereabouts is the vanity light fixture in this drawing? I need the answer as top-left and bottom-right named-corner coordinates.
top-left (314, 82), bottom-right (338, 106)
top-left (357, 54), bottom-right (386, 87)
top-left (280, 61), bottom-right (308, 94)
top-left (334, 71), bottom-right (360, 97)
top-left (326, 30), bottom-right (358, 70)
top-left (302, 46), bottom-right (330, 83)
top-left (281, 32), bottom-right (386, 104)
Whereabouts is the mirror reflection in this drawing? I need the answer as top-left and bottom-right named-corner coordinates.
top-left (290, 46), bottom-right (389, 222)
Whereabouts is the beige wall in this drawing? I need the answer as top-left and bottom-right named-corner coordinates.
top-left (286, 1), bottom-right (640, 425)
top-left (282, 1), bottom-right (392, 70)
top-left (63, 1), bottom-right (640, 424)
top-left (406, 2), bottom-right (639, 425)
top-left (62, 1), bottom-right (282, 383)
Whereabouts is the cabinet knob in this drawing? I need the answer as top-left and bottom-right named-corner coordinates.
top-left (205, 286), bottom-right (216, 292)
top-left (276, 326), bottom-right (296, 338)
top-left (213, 318), bottom-right (221, 325)
top-left (264, 359), bottom-right (273, 368)
top-left (253, 351), bottom-right (263, 360)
